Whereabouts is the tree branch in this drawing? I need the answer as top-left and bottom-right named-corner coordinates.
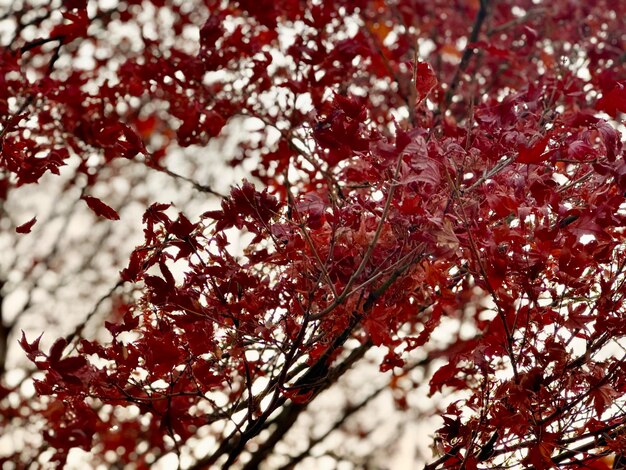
top-left (445, 0), bottom-right (490, 105)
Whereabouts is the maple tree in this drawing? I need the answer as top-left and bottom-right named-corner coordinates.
top-left (2, 0), bottom-right (626, 468)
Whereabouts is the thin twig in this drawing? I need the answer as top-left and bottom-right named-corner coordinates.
top-left (445, 0), bottom-right (490, 105)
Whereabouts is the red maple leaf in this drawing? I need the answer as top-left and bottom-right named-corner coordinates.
top-left (16, 216), bottom-right (37, 233)
top-left (82, 196), bottom-right (120, 220)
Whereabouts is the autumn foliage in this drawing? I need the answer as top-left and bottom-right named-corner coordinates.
top-left (2, 0), bottom-right (626, 468)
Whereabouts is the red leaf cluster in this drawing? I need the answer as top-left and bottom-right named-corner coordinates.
top-left (3, 0), bottom-right (626, 468)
